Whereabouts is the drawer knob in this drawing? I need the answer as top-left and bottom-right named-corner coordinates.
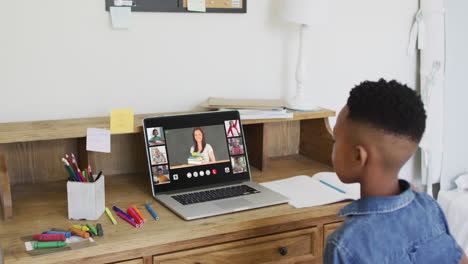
top-left (278, 247), bottom-right (288, 256)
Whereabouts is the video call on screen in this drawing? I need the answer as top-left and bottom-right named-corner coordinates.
top-left (145, 119), bottom-right (248, 187)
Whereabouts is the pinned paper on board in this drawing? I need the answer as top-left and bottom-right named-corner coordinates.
top-left (86, 128), bottom-right (111, 153)
top-left (110, 6), bottom-right (131, 29)
top-left (110, 108), bottom-right (134, 134)
top-left (187, 0), bottom-right (206, 12)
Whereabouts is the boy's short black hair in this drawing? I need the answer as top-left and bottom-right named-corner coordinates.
top-left (346, 79), bottom-right (426, 143)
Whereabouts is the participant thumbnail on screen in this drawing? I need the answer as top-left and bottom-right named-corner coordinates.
top-left (165, 125), bottom-right (230, 169)
top-left (147, 127), bottom-right (165, 146)
top-left (152, 165), bottom-right (170, 185)
top-left (149, 146), bottom-right (168, 165)
top-left (231, 156), bottom-right (247, 174)
top-left (228, 137), bottom-right (245, 155)
top-left (225, 120), bottom-right (241, 137)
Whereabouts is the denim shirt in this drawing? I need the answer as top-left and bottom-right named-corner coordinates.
top-left (324, 180), bottom-right (463, 264)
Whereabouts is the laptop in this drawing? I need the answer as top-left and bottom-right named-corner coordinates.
top-left (142, 111), bottom-right (289, 220)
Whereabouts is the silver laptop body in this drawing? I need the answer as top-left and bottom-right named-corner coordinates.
top-left (143, 111), bottom-right (289, 220)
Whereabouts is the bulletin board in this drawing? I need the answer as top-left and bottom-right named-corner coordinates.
top-left (105, 0), bottom-right (247, 13)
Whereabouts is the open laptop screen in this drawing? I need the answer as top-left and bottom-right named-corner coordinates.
top-left (143, 111), bottom-right (251, 195)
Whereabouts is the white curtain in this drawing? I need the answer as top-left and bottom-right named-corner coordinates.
top-left (409, 0), bottom-right (445, 196)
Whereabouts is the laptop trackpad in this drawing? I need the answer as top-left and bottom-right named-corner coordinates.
top-left (215, 198), bottom-right (252, 210)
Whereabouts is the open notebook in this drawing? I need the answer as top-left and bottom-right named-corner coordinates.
top-left (260, 172), bottom-right (360, 208)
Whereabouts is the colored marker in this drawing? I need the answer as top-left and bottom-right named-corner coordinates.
top-left (33, 241), bottom-right (67, 249)
top-left (71, 225), bottom-right (89, 232)
top-left (86, 223), bottom-right (98, 236)
top-left (105, 207), bottom-right (117, 224)
top-left (68, 228), bottom-right (90, 239)
top-left (319, 180), bottom-right (346, 194)
top-left (127, 207), bottom-right (143, 225)
top-left (132, 206), bottom-right (146, 223)
top-left (82, 170), bottom-right (87, 182)
top-left (33, 234), bottom-right (66, 242)
top-left (96, 223), bottom-right (104, 236)
top-left (145, 203), bottom-right (159, 220)
top-left (116, 211), bottom-right (139, 228)
top-left (112, 206), bottom-right (134, 221)
top-left (42, 231), bottom-right (72, 238)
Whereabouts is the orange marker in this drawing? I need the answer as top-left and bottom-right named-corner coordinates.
top-left (132, 206), bottom-right (145, 223)
top-left (69, 228), bottom-right (90, 239)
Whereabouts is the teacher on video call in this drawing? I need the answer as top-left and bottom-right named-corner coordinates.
top-left (190, 127), bottom-right (216, 163)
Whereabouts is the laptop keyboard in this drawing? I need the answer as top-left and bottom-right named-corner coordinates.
top-left (172, 185), bottom-right (261, 205)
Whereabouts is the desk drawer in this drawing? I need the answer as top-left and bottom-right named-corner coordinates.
top-left (154, 227), bottom-right (320, 264)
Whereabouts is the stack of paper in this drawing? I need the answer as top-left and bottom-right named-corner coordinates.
top-left (201, 97), bottom-right (293, 120)
top-left (260, 172), bottom-right (360, 208)
top-left (220, 109), bottom-right (293, 120)
top-left (201, 97), bottom-right (288, 110)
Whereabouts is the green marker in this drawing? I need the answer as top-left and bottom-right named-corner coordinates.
top-left (86, 223), bottom-right (98, 236)
top-left (33, 241), bottom-right (67, 249)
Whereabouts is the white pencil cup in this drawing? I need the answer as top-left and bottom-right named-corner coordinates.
top-left (67, 176), bottom-right (105, 220)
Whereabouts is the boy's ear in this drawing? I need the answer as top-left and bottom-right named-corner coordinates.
top-left (354, 145), bottom-right (368, 167)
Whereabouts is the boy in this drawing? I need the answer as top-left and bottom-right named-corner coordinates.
top-left (324, 79), bottom-right (467, 263)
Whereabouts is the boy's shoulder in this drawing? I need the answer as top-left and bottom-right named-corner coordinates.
top-left (325, 185), bottom-right (463, 263)
top-left (328, 188), bottom-right (446, 246)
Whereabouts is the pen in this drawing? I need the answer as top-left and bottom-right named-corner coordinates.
top-left (145, 203), bottom-right (159, 220)
top-left (319, 180), bottom-right (346, 194)
top-left (95, 171), bottom-right (103, 182)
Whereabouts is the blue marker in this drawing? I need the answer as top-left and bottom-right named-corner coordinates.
top-left (42, 231), bottom-right (72, 238)
top-left (145, 203), bottom-right (159, 220)
top-left (319, 180), bottom-right (346, 194)
top-left (112, 206), bottom-right (135, 221)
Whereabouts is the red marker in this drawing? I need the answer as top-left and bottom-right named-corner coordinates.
top-left (33, 234), bottom-right (66, 242)
top-left (116, 211), bottom-right (139, 228)
top-left (127, 207), bottom-right (143, 225)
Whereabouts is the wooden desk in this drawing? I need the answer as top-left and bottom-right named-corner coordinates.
top-left (0, 109), bottom-right (344, 263)
top-left (2, 156), bottom-right (346, 264)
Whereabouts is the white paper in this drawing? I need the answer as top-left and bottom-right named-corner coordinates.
top-left (86, 128), bottom-right (111, 153)
top-left (110, 6), bottom-right (131, 29)
top-left (188, 0), bottom-right (206, 12)
top-left (260, 173), bottom-right (360, 208)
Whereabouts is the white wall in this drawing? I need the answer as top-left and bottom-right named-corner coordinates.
top-left (0, 0), bottom-right (419, 178)
top-left (1, 0), bottom-right (417, 123)
top-left (442, 0), bottom-right (468, 190)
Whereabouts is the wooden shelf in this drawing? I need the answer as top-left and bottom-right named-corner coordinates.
top-left (0, 109), bottom-right (335, 144)
top-left (0, 110), bottom-right (335, 221)
top-left (1, 155), bottom-right (339, 264)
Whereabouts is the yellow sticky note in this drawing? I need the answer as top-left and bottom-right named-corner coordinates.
top-left (110, 108), bottom-right (134, 134)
